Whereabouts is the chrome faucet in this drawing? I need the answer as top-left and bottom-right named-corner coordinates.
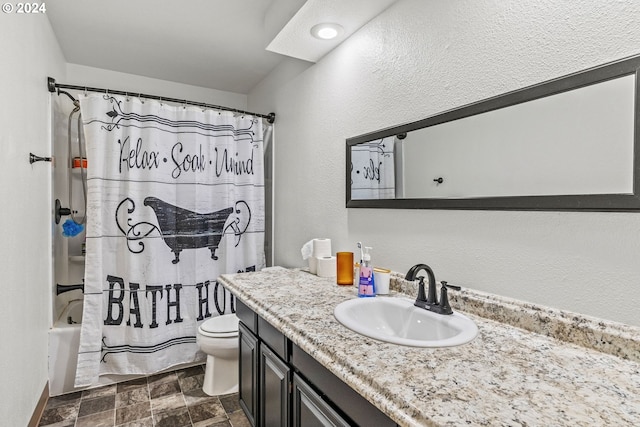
top-left (405, 264), bottom-right (461, 315)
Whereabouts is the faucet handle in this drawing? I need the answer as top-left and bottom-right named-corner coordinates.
top-left (441, 281), bottom-right (460, 291)
top-left (439, 281), bottom-right (460, 315)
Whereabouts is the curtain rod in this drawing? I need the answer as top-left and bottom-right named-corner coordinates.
top-left (47, 77), bottom-right (276, 124)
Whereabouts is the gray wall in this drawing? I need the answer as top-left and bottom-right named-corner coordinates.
top-left (248, 0), bottom-right (640, 326)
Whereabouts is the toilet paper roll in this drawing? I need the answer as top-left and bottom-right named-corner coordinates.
top-left (316, 256), bottom-right (337, 278)
top-left (312, 238), bottom-right (332, 258)
top-left (308, 256), bottom-right (318, 274)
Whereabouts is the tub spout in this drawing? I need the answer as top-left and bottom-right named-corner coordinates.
top-left (56, 283), bottom-right (84, 295)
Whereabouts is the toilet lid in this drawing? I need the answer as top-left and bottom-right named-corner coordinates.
top-left (200, 314), bottom-right (239, 335)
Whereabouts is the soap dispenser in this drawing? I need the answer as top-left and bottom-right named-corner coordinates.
top-left (358, 246), bottom-right (376, 297)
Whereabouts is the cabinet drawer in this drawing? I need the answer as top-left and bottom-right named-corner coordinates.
top-left (236, 298), bottom-right (258, 334)
top-left (258, 316), bottom-right (289, 362)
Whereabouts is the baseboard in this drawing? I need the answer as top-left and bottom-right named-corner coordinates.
top-left (28, 382), bottom-right (49, 427)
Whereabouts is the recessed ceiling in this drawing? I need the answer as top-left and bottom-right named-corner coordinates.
top-left (46, 0), bottom-right (308, 94)
top-left (46, 0), bottom-right (398, 94)
top-left (267, 0), bottom-right (398, 63)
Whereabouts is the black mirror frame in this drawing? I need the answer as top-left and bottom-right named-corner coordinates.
top-left (346, 54), bottom-right (640, 211)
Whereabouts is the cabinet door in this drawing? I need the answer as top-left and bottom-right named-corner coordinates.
top-left (239, 322), bottom-right (259, 427)
top-left (259, 343), bottom-right (291, 427)
top-left (292, 374), bottom-right (351, 427)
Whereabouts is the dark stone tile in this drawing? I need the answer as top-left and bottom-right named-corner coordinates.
top-left (150, 394), bottom-right (187, 413)
top-left (38, 401), bottom-right (79, 426)
top-left (115, 401), bottom-right (151, 425)
top-left (194, 419), bottom-right (231, 427)
top-left (75, 409), bottom-right (115, 427)
top-left (77, 394), bottom-right (116, 418)
top-left (117, 417), bottom-right (154, 427)
top-left (183, 386), bottom-right (218, 407)
top-left (82, 384), bottom-right (116, 399)
top-left (37, 421), bottom-right (75, 427)
top-left (117, 377), bottom-right (148, 393)
top-left (188, 399), bottom-right (227, 424)
top-left (228, 410), bottom-right (252, 427)
top-left (117, 417), bottom-right (153, 427)
top-left (149, 378), bottom-right (181, 399)
top-left (178, 373), bottom-right (204, 393)
top-left (44, 391), bottom-right (82, 410)
top-left (176, 365), bottom-right (205, 379)
top-left (219, 393), bottom-right (241, 414)
top-left (147, 371), bottom-right (177, 386)
top-left (154, 407), bottom-right (191, 427)
top-left (116, 387), bottom-right (149, 408)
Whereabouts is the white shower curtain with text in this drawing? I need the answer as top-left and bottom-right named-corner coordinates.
top-left (75, 94), bottom-right (265, 386)
top-left (351, 137), bottom-right (396, 199)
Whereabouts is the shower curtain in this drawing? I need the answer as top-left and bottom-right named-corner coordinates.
top-left (351, 137), bottom-right (396, 199)
top-left (74, 94), bottom-right (266, 386)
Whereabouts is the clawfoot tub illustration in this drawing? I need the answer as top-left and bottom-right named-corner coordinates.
top-left (138, 197), bottom-right (250, 264)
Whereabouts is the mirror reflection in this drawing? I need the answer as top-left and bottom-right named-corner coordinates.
top-left (347, 55), bottom-right (640, 211)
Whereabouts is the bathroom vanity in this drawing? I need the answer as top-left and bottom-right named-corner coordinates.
top-left (235, 298), bottom-right (395, 426)
top-left (219, 268), bottom-right (640, 426)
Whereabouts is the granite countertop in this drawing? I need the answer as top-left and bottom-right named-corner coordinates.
top-left (219, 268), bottom-right (640, 427)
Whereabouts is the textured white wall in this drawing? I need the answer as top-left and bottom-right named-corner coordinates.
top-left (249, 0), bottom-right (640, 326)
top-left (0, 13), bottom-right (66, 426)
top-left (66, 64), bottom-right (248, 110)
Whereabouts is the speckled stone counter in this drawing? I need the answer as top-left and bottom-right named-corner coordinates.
top-left (219, 268), bottom-right (640, 427)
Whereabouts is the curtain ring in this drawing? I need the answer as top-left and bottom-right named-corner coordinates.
top-left (139, 93), bottom-right (144, 104)
top-left (159, 97), bottom-right (163, 106)
top-left (84, 87), bottom-right (87, 97)
top-left (125, 92), bottom-right (130, 102)
top-left (182, 100), bottom-right (187, 109)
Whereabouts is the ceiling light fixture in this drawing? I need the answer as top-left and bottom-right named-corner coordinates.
top-left (310, 23), bottom-right (344, 40)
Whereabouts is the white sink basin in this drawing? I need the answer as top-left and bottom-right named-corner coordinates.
top-left (334, 297), bottom-right (478, 348)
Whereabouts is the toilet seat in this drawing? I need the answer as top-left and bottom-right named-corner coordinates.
top-left (199, 314), bottom-right (239, 338)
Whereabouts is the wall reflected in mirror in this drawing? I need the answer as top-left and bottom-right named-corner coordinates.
top-left (347, 55), bottom-right (640, 211)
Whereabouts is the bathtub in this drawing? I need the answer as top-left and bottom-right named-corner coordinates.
top-left (48, 299), bottom-right (141, 396)
top-left (48, 299), bottom-right (98, 396)
top-left (48, 299), bottom-right (203, 396)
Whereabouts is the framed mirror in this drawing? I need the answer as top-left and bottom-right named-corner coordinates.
top-left (346, 55), bottom-right (640, 211)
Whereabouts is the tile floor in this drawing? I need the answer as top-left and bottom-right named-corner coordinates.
top-left (37, 365), bottom-right (251, 427)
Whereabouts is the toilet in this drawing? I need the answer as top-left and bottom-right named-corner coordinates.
top-left (196, 314), bottom-right (240, 396)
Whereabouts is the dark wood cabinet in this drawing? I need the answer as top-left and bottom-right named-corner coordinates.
top-left (259, 344), bottom-right (291, 427)
top-left (292, 373), bottom-right (350, 427)
top-left (239, 322), bottom-right (259, 426)
top-left (235, 298), bottom-right (397, 427)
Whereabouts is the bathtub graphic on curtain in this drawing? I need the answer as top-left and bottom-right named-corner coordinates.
top-left (74, 94), bottom-right (266, 386)
top-left (116, 197), bottom-right (251, 264)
